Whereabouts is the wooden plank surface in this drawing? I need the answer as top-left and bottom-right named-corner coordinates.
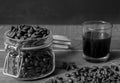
top-left (0, 25), bottom-right (120, 83)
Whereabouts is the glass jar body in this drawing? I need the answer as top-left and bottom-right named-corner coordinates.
top-left (3, 30), bottom-right (55, 80)
top-left (18, 45), bottom-right (55, 80)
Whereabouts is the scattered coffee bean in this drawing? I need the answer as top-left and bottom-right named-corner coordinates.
top-left (46, 64), bottom-right (120, 83)
top-left (61, 62), bottom-right (78, 71)
top-left (111, 64), bottom-right (120, 72)
top-left (46, 78), bottom-right (55, 83)
top-left (46, 77), bottom-right (64, 83)
top-left (67, 78), bottom-right (74, 83)
top-left (65, 73), bottom-right (71, 77)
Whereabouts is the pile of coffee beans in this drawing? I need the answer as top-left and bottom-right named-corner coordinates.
top-left (46, 64), bottom-right (120, 83)
top-left (18, 48), bottom-right (54, 78)
top-left (7, 25), bottom-right (50, 40)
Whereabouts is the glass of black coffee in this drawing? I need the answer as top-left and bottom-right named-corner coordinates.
top-left (82, 21), bottom-right (113, 62)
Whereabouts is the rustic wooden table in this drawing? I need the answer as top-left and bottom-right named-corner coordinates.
top-left (0, 25), bottom-right (120, 83)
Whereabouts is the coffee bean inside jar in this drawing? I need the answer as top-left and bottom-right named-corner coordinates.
top-left (3, 25), bottom-right (55, 80)
top-left (19, 48), bottom-right (54, 78)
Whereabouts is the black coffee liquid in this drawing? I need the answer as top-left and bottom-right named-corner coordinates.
top-left (83, 31), bottom-right (111, 58)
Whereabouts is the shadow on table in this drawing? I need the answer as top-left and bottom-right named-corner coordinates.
top-left (109, 50), bottom-right (120, 61)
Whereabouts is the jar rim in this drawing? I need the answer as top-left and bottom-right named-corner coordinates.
top-left (4, 28), bottom-right (52, 42)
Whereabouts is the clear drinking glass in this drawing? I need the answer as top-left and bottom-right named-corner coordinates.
top-left (82, 21), bottom-right (113, 62)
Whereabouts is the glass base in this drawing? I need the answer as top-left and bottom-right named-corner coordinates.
top-left (83, 53), bottom-right (109, 62)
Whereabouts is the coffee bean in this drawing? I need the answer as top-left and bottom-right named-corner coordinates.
top-left (8, 31), bottom-right (16, 38)
top-left (35, 67), bottom-right (42, 73)
top-left (111, 65), bottom-right (120, 72)
top-left (65, 73), bottom-right (71, 77)
top-left (55, 77), bottom-right (64, 83)
top-left (102, 66), bottom-right (110, 69)
top-left (10, 26), bottom-right (15, 32)
top-left (46, 78), bottom-right (54, 83)
top-left (67, 78), bottom-right (73, 83)
top-left (71, 72), bottom-right (77, 78)
top-left (28, 27), bottom-right (34, 34)
top-left (34, 61), bottom-right (39, 67)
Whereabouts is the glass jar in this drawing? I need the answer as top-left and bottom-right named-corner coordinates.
top-left (3, 26), bottom-right (55, 80)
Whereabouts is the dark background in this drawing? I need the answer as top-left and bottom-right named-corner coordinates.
top-left (0, 0), bottom-right (119, 24)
